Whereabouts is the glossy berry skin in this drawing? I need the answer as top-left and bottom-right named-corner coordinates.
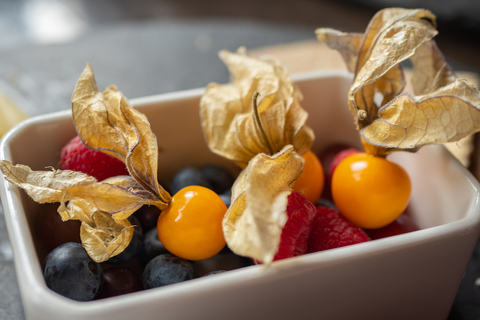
top-left (43, 242), bottom-right (103, 301)
top-left (157, 186), bottom-right (227, 261)
top-left (142, 254), bottom-right (197, 289)
top-left (169, 167), bottom-right (212, 195)
top-left (328, 148), bottom-right (360, 185)
top-left (331, 153), bottom-right (411, 229)
top-left (60, 135), bottom-right (129, 181)
top-left (307, 206), bottom-right (369, 253)
top-left (95, 266), bottom-right (143, 299)
top-left (292, 150), bottom-right (324, 204)
top-left (273, 191), bottom-right (316, 261)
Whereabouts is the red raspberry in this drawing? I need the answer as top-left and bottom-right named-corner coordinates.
top-left (60, 136), bottom-right (129, 181)
top-left (319, 144), bottom-right (351, 174)
top-left (307, 206), bottom-right (369, 253)
top-left (273, 191), bottom-right (316, 261)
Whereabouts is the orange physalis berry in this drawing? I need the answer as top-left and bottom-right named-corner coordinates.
top-left (157, 185), bottom-right (227, 261)
top-left (292, 150), bottom-right (325, 204)
top-left (331, 152), bottom-right (411, 229)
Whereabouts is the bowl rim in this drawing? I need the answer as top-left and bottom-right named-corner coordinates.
top-left (1, 68), bottom-right (480, 314)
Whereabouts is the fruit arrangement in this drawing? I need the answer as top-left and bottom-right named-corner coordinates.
top-left (35, 151), bottom-right (250, 301)
top-left (1, 7), bottom-right (480, 304)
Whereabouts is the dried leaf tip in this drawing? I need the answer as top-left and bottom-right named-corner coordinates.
top-left (317, 7), bottom-right (480, 156)
top-left (0, 64), bottom-right (173, 262)
top-left (222, 145), bottom-right (304, 264)
top-left (200, 49), bottom-right (311, 264)
top-left (72, 63), bottom-right (171, 209)
top-left (200, 48), bottom-right (314, 167)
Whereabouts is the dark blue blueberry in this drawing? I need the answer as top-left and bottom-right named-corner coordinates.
top-left (315, 198), bottom-right (337, 210)
top-left (200, 165), bottom-right (235, 194)
top-left (95, 266), bottom-right (143, 299)
top-left (138, 227), bottom-right (170, 266)
top-left (170, 167), bottom-right (212, 195)
top-left (107, 215), bottom-right (144, 264)
top-left (142, 254), bottom-right (197, 289)
top-left (219, 190), bottom-right (232, 208)
top-left (43, 242), bottom-right (103, 301)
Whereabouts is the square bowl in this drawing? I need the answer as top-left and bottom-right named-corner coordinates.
top-left (1, 70), bottom-right (480, 320)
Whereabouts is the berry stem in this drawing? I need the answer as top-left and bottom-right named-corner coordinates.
top-left (252, 92), bottom-right (274, 155)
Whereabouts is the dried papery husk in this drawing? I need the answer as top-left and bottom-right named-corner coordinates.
top-left (0, 161), bottom-right (161, 262)
top-left (317, 7), bottom-right (480, 156)
top-left (223, 145), bottom-right (304, 265)
top-left (200, 48), bottom-right (314, 168)
top-left (72, 63), bottom-right (170, 207)
top-left (361, 80), bottom-right (480, 151)
top-left (0, 162), bottom-right (162, 217)
top-left (0, 64), bottom-right (174, 262)
top-left (315, 28), bottom-right (364, 74)
top-left (60, 199), bottom-right (133, 262)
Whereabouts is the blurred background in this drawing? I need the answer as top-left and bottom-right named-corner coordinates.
top-left (0, 0), bottom-right (479, 319)
top-left (0, 0), bottom-right (479, 117)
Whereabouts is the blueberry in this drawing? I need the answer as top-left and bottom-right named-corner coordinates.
top-left (142, 254), bottom-right (197, 289)
top-left (315, 198), bottom-right (337, 209)
top-left (138, 228), bottom-right (170, 266)
top-left (107, 215), bottom-right (143, 264)
top-left (43, 242), bottom-right (103, 301)
top-left (95, 266), bottom-right (143, 299)
top-left (219, 190), bottom-right (232, 208)
top-left (170, 167), bottom-right (212, 195)
top-left (200, 165), bottom-right (235, 194)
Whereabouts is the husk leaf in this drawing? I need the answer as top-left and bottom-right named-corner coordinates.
top-left (0, 161), bottom-right (158, 262)
top-left (317, 8), bottom-right (480, 156)
top-left (200, 48), bottom-right (314, 168)
top-left (0, 161), bottom-right (160, 216)
top-left (72, 63), bottom-right (170, 206)
top-left (223, 145), bottom-right (304, 265)
top-left (0, 64), bottom-right (173, 262)
top-left (60, 199), bottom-right (134, 262)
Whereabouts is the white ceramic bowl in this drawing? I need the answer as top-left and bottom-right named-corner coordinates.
top-left (1, 70), bottom-right (480, 320)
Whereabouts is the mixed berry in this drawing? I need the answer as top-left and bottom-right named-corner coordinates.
top-left (43, 242), bottom-right (103, 301)
top-left (38, 137), bottom-right (419, 301)
top-left (60, 135), bottom-right (129, 181)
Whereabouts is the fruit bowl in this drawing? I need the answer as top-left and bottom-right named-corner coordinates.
top-left (1, 70), bottom-right (480, 320)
